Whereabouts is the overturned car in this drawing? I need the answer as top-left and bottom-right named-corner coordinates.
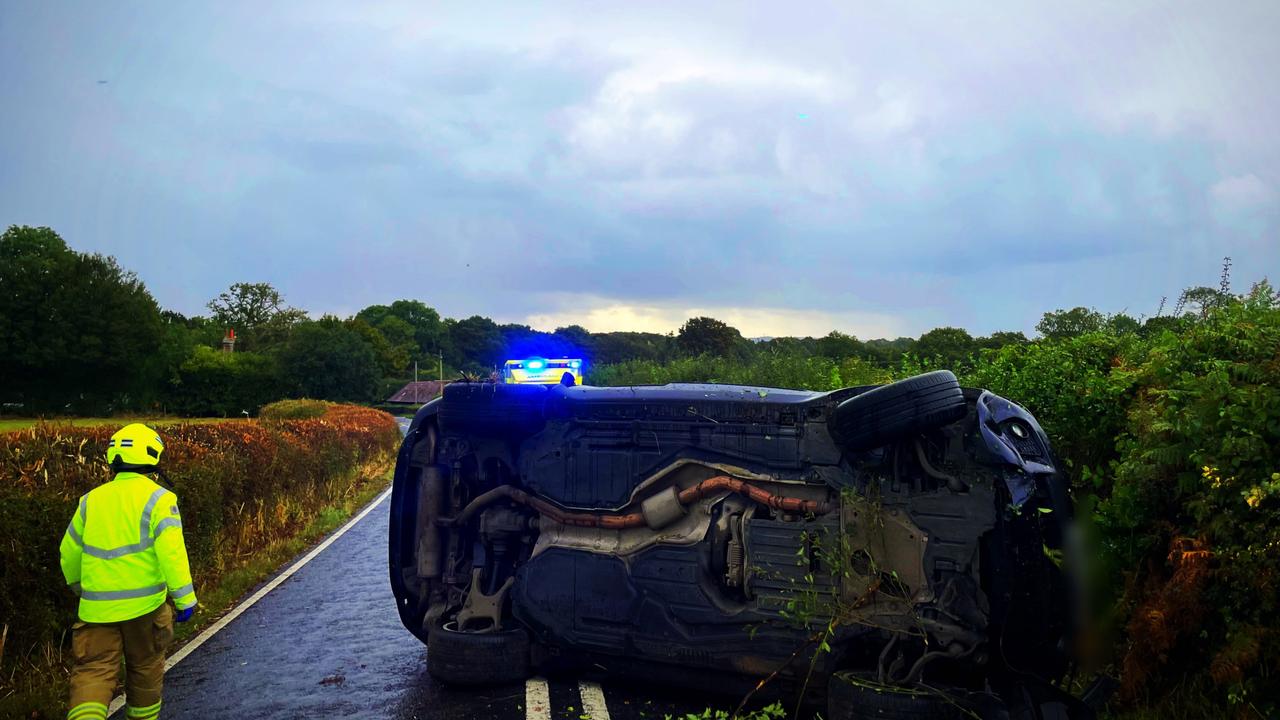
top-left (389, 371), bottom-right (1093, 719)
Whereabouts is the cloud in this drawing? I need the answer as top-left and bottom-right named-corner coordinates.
top-left (0, 1), bottom-right (1277, 338)
top-left (1212, 174), bottom-right (1275, 210)
top-left (523, 295), bottom-right (905, 339)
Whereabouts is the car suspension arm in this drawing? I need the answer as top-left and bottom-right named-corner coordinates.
top-left (443, 475), bottom-right (832, 529)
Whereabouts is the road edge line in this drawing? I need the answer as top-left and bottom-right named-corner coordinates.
top-left (106, 486), bottom-right (393, 717)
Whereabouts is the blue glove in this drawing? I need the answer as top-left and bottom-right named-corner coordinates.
top-left (175, 605), bottom-right (196, 623)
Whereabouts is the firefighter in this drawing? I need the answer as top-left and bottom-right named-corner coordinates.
top-left (59, 424), bottom-right (198, 720)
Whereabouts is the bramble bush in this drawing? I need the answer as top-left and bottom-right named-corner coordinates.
top-left (958, 287), bottom-right (1280, 714)
top-left (0, 404), bottom-right (399, 714)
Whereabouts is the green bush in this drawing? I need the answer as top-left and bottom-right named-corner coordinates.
top-left (258, 398), bottom-right (331, 421)
top-left (589, 288), bottom-right (1280, 713)
top-left (166, 346), bottom-right (284, 417)
top-left (587, 352), bottom-right (892, 390)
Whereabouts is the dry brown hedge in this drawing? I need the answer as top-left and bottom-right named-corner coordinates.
top-left (0, 404), bottom-right (400, 676)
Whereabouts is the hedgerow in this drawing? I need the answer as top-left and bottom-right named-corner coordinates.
top-left (258, 398), bottom-right (332, 421)
top-left (590, 284), bottom-right (1280, 716)
top-left (0, 404), bottom-right (399, 714)
top-left (587, 353), bottom-right (892, 389)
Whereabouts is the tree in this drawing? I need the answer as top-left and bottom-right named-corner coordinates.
top-left (277, 318), bottom-right (380, 401)
top-left (676, 316), bottom-right (747, 357)
top-left (0, 226), bottom-right (164, 412)
top-left (1035, 307), bottom-right (1105, 339)
top-left (863, 337), bottom-right (916, 364)
top-left (915, 327), bottom-right (977, 368)
top-left (817, 331), bottom-right (864, 358)
top-left (207, 282), bottom-right (308, 350)
top-left (977, 331), bottom-right (1028, 350)
top-left (372, 315), bottom-right (419, 371)
top-left (446, 315), bottom-right (505, 371)
top-left (1177, 286), bottom-right (1230, 319)
top-left (553, 325), bottom-right (594, 355)
top-left (166, 346), bottom-right (282, 416)
top-left (346, 318), bottom-right (410, 378)
top-left (1106, 313), bottom-right (1142, 335)
top-left (357, 300), bottom-right (447, 360)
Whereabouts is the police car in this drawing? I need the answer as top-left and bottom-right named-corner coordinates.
top-left (500, 357), bottom-right (583, 385)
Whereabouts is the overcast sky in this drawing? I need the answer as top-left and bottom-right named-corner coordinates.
top-left (2, 2), bottom-right (1276, 338)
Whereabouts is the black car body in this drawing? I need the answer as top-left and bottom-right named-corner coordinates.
top-left (388, 372), bottom-right (1092, 719)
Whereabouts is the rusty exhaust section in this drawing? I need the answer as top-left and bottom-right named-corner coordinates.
top-left (444, 475), bottom-right (831, 530)
top-left (675, 476), bottom-right (830, 514)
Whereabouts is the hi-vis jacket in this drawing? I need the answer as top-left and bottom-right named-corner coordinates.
top-left (60, 472), bottom-right (198, 623)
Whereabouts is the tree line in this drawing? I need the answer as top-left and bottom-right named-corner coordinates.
top-left (0, 225), bottom-right (1237, 415)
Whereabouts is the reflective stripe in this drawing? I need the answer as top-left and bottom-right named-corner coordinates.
top-left (78, 488), bottom-right (169, 560)
top-left (81, 542), bottom-right (149, 560)
top-left (126, 701), bottom-right (162, 718)
top-left (80, 583), bottom-right (165, 601)
top-left (139, 487), bottom-right (167, 540)
top-left (66, 521), bottom-right (84, 547)
top-left (67, 701), bottom-right (108, 720)
top-left (169, 583), bottom-right (194, 598)
top-left (154, 517), bottom-right (182, 535)
top-left (78, 496), bottom-right (87, 525)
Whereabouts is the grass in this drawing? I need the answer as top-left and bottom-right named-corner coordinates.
top-left (6, 466), bottom-right (392, 719)
top-left (0, 416), bottom-right (238, 432)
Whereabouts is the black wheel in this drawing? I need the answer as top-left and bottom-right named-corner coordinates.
top-left (426, 622), bottom-right (530, 686)
top-left (827, 672), bottom-right (967, 720)
top-left (829, 371), bottom-right (967, 453)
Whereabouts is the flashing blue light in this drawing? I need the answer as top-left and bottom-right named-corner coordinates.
top-left (526, 359), bottom-right (545, 370)
top-left (569, 360), bottom-right (581, 369)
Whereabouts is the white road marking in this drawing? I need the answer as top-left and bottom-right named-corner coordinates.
top-left (106, 487), bottom-right (393, 717)
top-left (579, 680), bottom-right (611, 720)
top-left (526, 677), bottom-right (552, 720)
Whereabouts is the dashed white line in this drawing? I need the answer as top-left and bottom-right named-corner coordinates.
top-left (579, 680), bottom-right (611, 720)
top-left (526, 677), bottom-right (552, 720)
top-left (106, 487), bottom-right (393, 717)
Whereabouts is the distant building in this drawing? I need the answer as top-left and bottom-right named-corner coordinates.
top-left (221, 328), bottom-right (237, 353)
top-left (387, 380), bottom-right (449, 405)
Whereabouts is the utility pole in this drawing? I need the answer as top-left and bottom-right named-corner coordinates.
top-left (438, 351), bottom-right (443, 383)
top-left (414, 361), bottom-right (419, 403)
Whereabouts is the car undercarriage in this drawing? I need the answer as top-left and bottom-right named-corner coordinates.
top-left (389, 372), bottom-right (1096, 719)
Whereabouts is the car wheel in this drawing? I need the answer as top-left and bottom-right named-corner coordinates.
top-left (829, 371), bottom-right (967, 453)
top-left (426, 621), bottom-right (530, 686)
top-left (827, 671), bottom-right (970, 720)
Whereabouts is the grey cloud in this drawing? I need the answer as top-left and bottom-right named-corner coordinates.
top-left (0, 1), bottom-right (1276, 338)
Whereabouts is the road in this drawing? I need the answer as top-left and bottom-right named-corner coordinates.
top-left (116, 418), bottom-right (727, 719)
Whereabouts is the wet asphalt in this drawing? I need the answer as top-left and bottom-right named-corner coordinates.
top-left (126, 418), bottom-right (729, 720)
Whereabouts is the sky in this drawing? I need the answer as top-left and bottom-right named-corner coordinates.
top-left (1, 2), bottom-right (1277, 339)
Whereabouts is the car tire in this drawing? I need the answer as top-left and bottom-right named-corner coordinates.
top-left (829, 371), bottom-right (967, 453)
top-left (426, 622), bottom-right (530, 686)
top-left (827, 671), bottom-right (968, 720)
